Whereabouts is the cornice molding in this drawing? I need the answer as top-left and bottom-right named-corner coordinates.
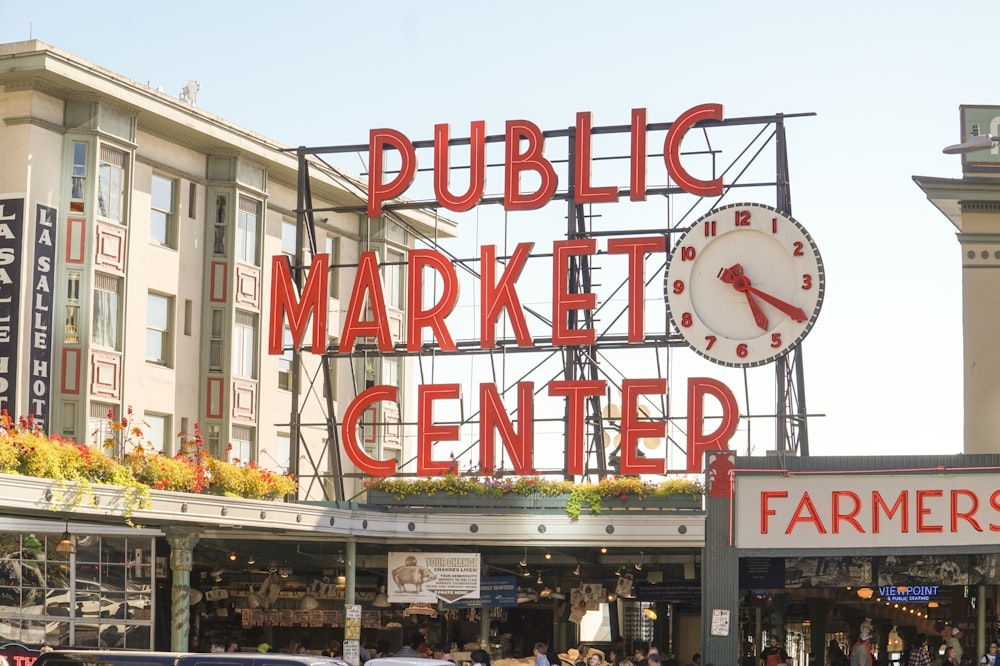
top-left (3, 115), bottom-right (65, 134)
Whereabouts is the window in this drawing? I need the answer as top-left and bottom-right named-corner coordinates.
top-left (232, 311), bottom-right (256, 378)
top-left (271, 433), bottom-right (290, 473)
top-left (150, 174), bottom-right (176, 246)
top-left (213, 195), bottom-right (227, 256)
top-left (70, 142), bottom-right (87, 213)
top-left (144, 413), bottom-right (169, 455)
top-left (383, 357), bottom-right (399, 388)
top-left (205, 424), bottom-right (222, 458)
top-left (235, 196), bottom-right (259, 264)
top-left (322, 345), bottom-right (338, 401)
top-left (92, 274), bottom-right (120, 350)
top-left (65, 272), bottom-right (81, 343)
top-left (277, 326), bottom-right (296, 391)
top-left (145, 293), bottom-right (172, 365)
top-left (209, 309), bottom-right (224, 371)
top-left (231, 425), bottom-right (253, 464)
top-left (282, 220), bottom-right (297, 257)
top-left (97, 146), bottom-right (126, 223)
top-left (385, 249), bottom-right (404, 309)
top-left (326, 235), bottom-right (340, 296)
top-left (89, 403), bottom-right (120, 456)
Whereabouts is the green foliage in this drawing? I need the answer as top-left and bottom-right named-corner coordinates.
top-left (364, 473), bottom-right (704, 520)
top-left (0, 410), bottom-right (297, 524)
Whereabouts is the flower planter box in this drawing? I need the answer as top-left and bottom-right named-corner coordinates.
top-left (365, 489), bottom-right (702, 513)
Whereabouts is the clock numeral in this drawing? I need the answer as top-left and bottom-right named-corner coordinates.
top-left (680, 246), bottom-right (696, 261)
top-left (680, 312), bottom-right (693, 328)
top-left (801, 274), bottom-right (812, 290)
top-left (772, 217), bottom-right (778, 234)
top-left (771, 333), bottom-right (782, 349)
top-left (703, 220), bottom-right (716, 237)
top-left (735, 210), bottom-right (750, 227)
top-left (672, 279), bottom-right (685, 295)
top-left (736, 343), bottom-right (749, 358)
top-left (705, 335), bottom-right (716, 350)
top-left (793, 241), bottom-right (804, 256)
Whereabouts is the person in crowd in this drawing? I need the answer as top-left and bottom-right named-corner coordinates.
top-left (587, 650), bottom-right (607, 666)
top-left (947, 628), bottom-right (965, 666)
top-left (761, 636), bottom-right (793, 666)
top-left (827, 640), bottom-right (847, 666)
top-left (395, 633), bottom-right (428, 658)
top-left (981, 641), bottom-right (998, 666)
top-left (358, 639), bottom-right (372, 664)
top-left (322, 640), bottom-right (341, 657)
top-left (647, 654), bottom-right (660, 666)
top-left (374, 641), bottom-right (391, 658)
top-left (908, 634), bottom-right (931, 666)
top-left (944, 646), bottom-right (961, 666)
top-left (633, 645), bottom-right (648, 666)
top-left (471, 649), bottom-right (492, 666)
top-left (535, 643), bottom-right (551, 666)
top-left (684, 653), bottom-right (701, 666)
top-left (226, 642), bottom-right (240, 653)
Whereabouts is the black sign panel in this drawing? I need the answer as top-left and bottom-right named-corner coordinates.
top-left (0, 197), bottom-right (24, 416)
top-left (29, 204), bottom-right (56, 428)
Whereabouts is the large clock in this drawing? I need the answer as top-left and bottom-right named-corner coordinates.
top-left (663, 202), bottom-right (825, 367)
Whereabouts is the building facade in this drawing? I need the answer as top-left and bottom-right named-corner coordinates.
top-left (0, 40), bottom-right (455, 501)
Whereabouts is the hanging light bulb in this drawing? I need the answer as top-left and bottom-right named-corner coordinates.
top-left (247, 554), bottom-right (256, 566)
top-left (572, 563), bottom-right (581, 576)
top-left (536, 572), bottom-right (544, 585)
top-left (519, 548), bottom-right (528, 568)
top-left (635, 552), bottom-right (644, 571)
top-left (56, 523), bottom-right (76, 555)
top-left (229, 551), bottom-right (237, 562)
top-left (544, 552), bottom-right (552, 560)
top-left (372, 585), bottom-right (390, 608)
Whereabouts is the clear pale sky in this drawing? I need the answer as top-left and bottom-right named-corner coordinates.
top-left (1, 1), bottom-right (985, 460)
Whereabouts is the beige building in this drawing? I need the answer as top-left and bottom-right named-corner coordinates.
top-left (0, 40), bottom-right (454, 500)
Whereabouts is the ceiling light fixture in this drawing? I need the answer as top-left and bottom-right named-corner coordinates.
top-left (299, 592), bottom-right (320, 610)
top-left (856, 587), bottom-right (874, 600)
top-left (544, 552), bottom-right (552, 560)
top-left (56, 523), bottom-right (76, 555)
top-left (643, 606), bottom-right (658, 620)
top-left (247, 555), bottom-right (256, 565)
top-left (229, 551), bottom-right (237, 561)
top-left (536, 572), bottom-right (544, 585)
top-left (519, 548), bottom-right (528, 568)
top-left (372, 585), bottom-right (390, 608)
top-left (600, 547), bottom-right (608, 554)
top-left (635, 552), bottom-right (644, 571)
top-left (572, 563), bottom-right (581, 576)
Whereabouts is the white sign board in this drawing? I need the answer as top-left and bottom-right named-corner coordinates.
top-left (387, 552), bottom-right (481, 603)
top-left (736, 472), bottom-right (1000, 549)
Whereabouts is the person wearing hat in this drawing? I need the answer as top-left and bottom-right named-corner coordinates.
top-left (587, 649), bottom-right (607, 666)
top-left (257, 643), bottom-right (272, 654)
top-left (946, 627), bottom-right (964, 666)
top-left (851, 632), bottom-right (875, 666)
top-left (559, 648), bottom-right (583, 666)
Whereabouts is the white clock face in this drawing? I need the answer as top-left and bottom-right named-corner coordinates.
top-left (664, 203), bottom-right (825, 367)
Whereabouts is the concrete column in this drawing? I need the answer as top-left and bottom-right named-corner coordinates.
top-left (703, 451), bottom-right (739, 666)
top-left (166, 527), bottom-right (201, 652)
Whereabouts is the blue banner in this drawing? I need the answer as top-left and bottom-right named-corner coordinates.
top-left (443, 576), bottom-right (517, 608)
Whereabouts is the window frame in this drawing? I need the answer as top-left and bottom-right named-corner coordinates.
top-left (91, 274), bottom-right (121, 351)
top-left (231, 311), bottom-right (257, 379)
top-left (149, 173), bottom-right (177, 248)
top-left (145, 292), bottom-right (173, 366)
top-left (235, 196), bottom-right (260, 265)
top-left (97, 145), bottom-right (127, 224)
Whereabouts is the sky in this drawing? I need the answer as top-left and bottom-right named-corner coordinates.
top-left (1, 1), bottom-right (987, 463)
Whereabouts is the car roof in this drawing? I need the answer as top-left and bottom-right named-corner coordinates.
top-left (366, 659), bottom-right (456, 666)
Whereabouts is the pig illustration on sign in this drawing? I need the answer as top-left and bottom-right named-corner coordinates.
top-left (392, 556), bottom-right (437, 592)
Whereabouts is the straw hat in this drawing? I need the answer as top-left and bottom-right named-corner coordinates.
top-left (584, 649), bottom-right (607, 666)
top-left (559, 649), bottom-right (582, 666)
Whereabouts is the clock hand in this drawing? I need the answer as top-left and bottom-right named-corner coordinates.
top-left (744, 286), bottom-right (807, 322)
top-left (718, 265), bottom-right (769, 330)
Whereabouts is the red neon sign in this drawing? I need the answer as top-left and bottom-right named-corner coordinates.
top-left (366, 104), bottom-right (725, 217)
